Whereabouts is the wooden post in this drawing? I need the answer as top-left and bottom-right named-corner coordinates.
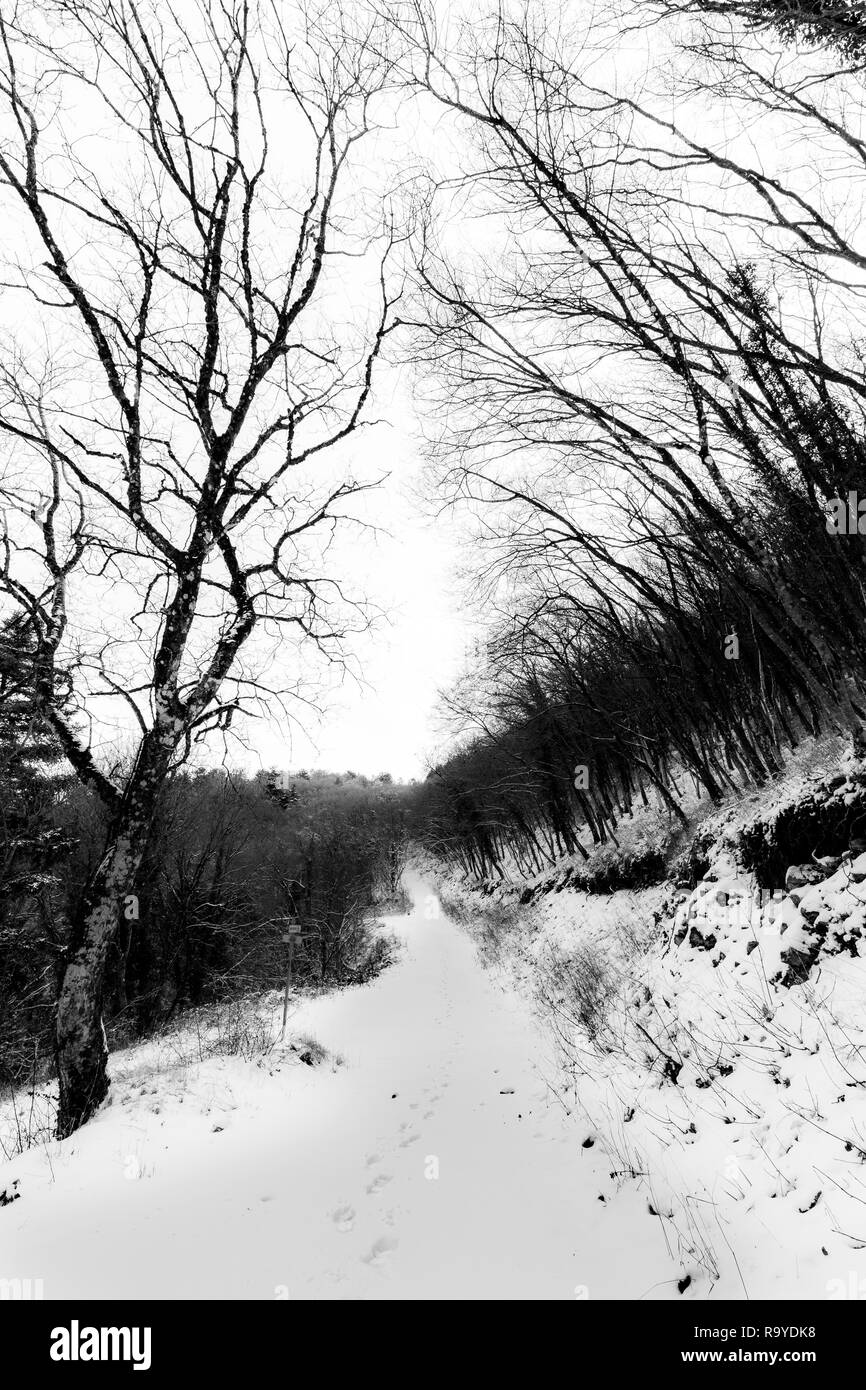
top-left (280, 922), bottom-right (300, 1038)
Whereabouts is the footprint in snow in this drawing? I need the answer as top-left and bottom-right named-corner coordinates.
top-left (366, 1172), bottom-right (393, 1195)
top-left (331, 1204), bottom-right (356, 1232)
top-left (365, 1152), bottom-right (382, 1167)
top-left (362, 1236), bottom-right (399, 1268)
top-left (399, 1132), bottom-right (420, 1148)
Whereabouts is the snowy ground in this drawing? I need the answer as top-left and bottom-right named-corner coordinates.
top-left (440, 836), bottom-right (866, 1300)
top-left (0, 869), bottom-right (677, 1300)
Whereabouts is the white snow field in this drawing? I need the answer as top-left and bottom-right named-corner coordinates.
top-left (0, 869), bottom-right (676, 1301)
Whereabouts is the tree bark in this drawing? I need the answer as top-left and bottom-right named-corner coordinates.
top-left (55, 741), bottom-right (171, 1136)
top-left (55, 835), bottom-right (139, 1135)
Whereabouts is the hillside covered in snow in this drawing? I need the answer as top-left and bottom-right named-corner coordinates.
top-left (433, 740), bottom-right (866, 1299)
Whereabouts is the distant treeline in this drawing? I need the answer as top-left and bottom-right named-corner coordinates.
top-left (413, 525), bottom-right (864, 881)
top-left (0, 627), bottom-right (411, 1086)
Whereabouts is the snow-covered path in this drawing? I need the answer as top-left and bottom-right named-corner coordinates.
top-left (2, 870), bottom-right (673, 1300)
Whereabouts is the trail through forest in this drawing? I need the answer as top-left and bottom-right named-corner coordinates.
top-left (3, 870), bottom-right (674, 1300)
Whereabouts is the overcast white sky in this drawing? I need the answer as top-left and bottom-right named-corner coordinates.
top-left (241, 390), bottom-right (472, 783)
top-left (0, 0), bottom-right (785, 786)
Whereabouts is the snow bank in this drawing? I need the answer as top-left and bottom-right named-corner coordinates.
top-left (440, 822), bottom-right (866, 1299)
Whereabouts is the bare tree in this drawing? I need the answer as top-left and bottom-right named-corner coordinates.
top-left (0, 0), bottom-right (402, 1135)
top-left (391, 0), bottom-right (866, 874)
top-left (395, 1), bottom-right (866, 711)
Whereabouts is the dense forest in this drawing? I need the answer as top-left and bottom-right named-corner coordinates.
top-left (0, 616), bottom-right (411, 1089)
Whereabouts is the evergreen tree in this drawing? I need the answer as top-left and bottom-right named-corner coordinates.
top-left (0, 615), bottom-right (73, 1083)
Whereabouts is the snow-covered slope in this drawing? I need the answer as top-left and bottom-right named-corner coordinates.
top-left (440, 807), bottom-right (866, 1299)
top-left (0, 870), bottom-right (677, 1300)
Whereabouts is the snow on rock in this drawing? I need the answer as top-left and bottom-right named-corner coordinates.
top-left (438, 839), bottom-right (866, 1299)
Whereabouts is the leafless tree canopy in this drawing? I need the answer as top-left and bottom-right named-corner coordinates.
top-left (0, 0), bottom-right (402, 1133)
top-left (397, 0), bottom-right (866, 876)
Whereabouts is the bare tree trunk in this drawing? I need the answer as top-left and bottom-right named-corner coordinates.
top-left (55, 838), bottom-right (138, 1135)
top-left (55, 739), bottom-right (171, 1134)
